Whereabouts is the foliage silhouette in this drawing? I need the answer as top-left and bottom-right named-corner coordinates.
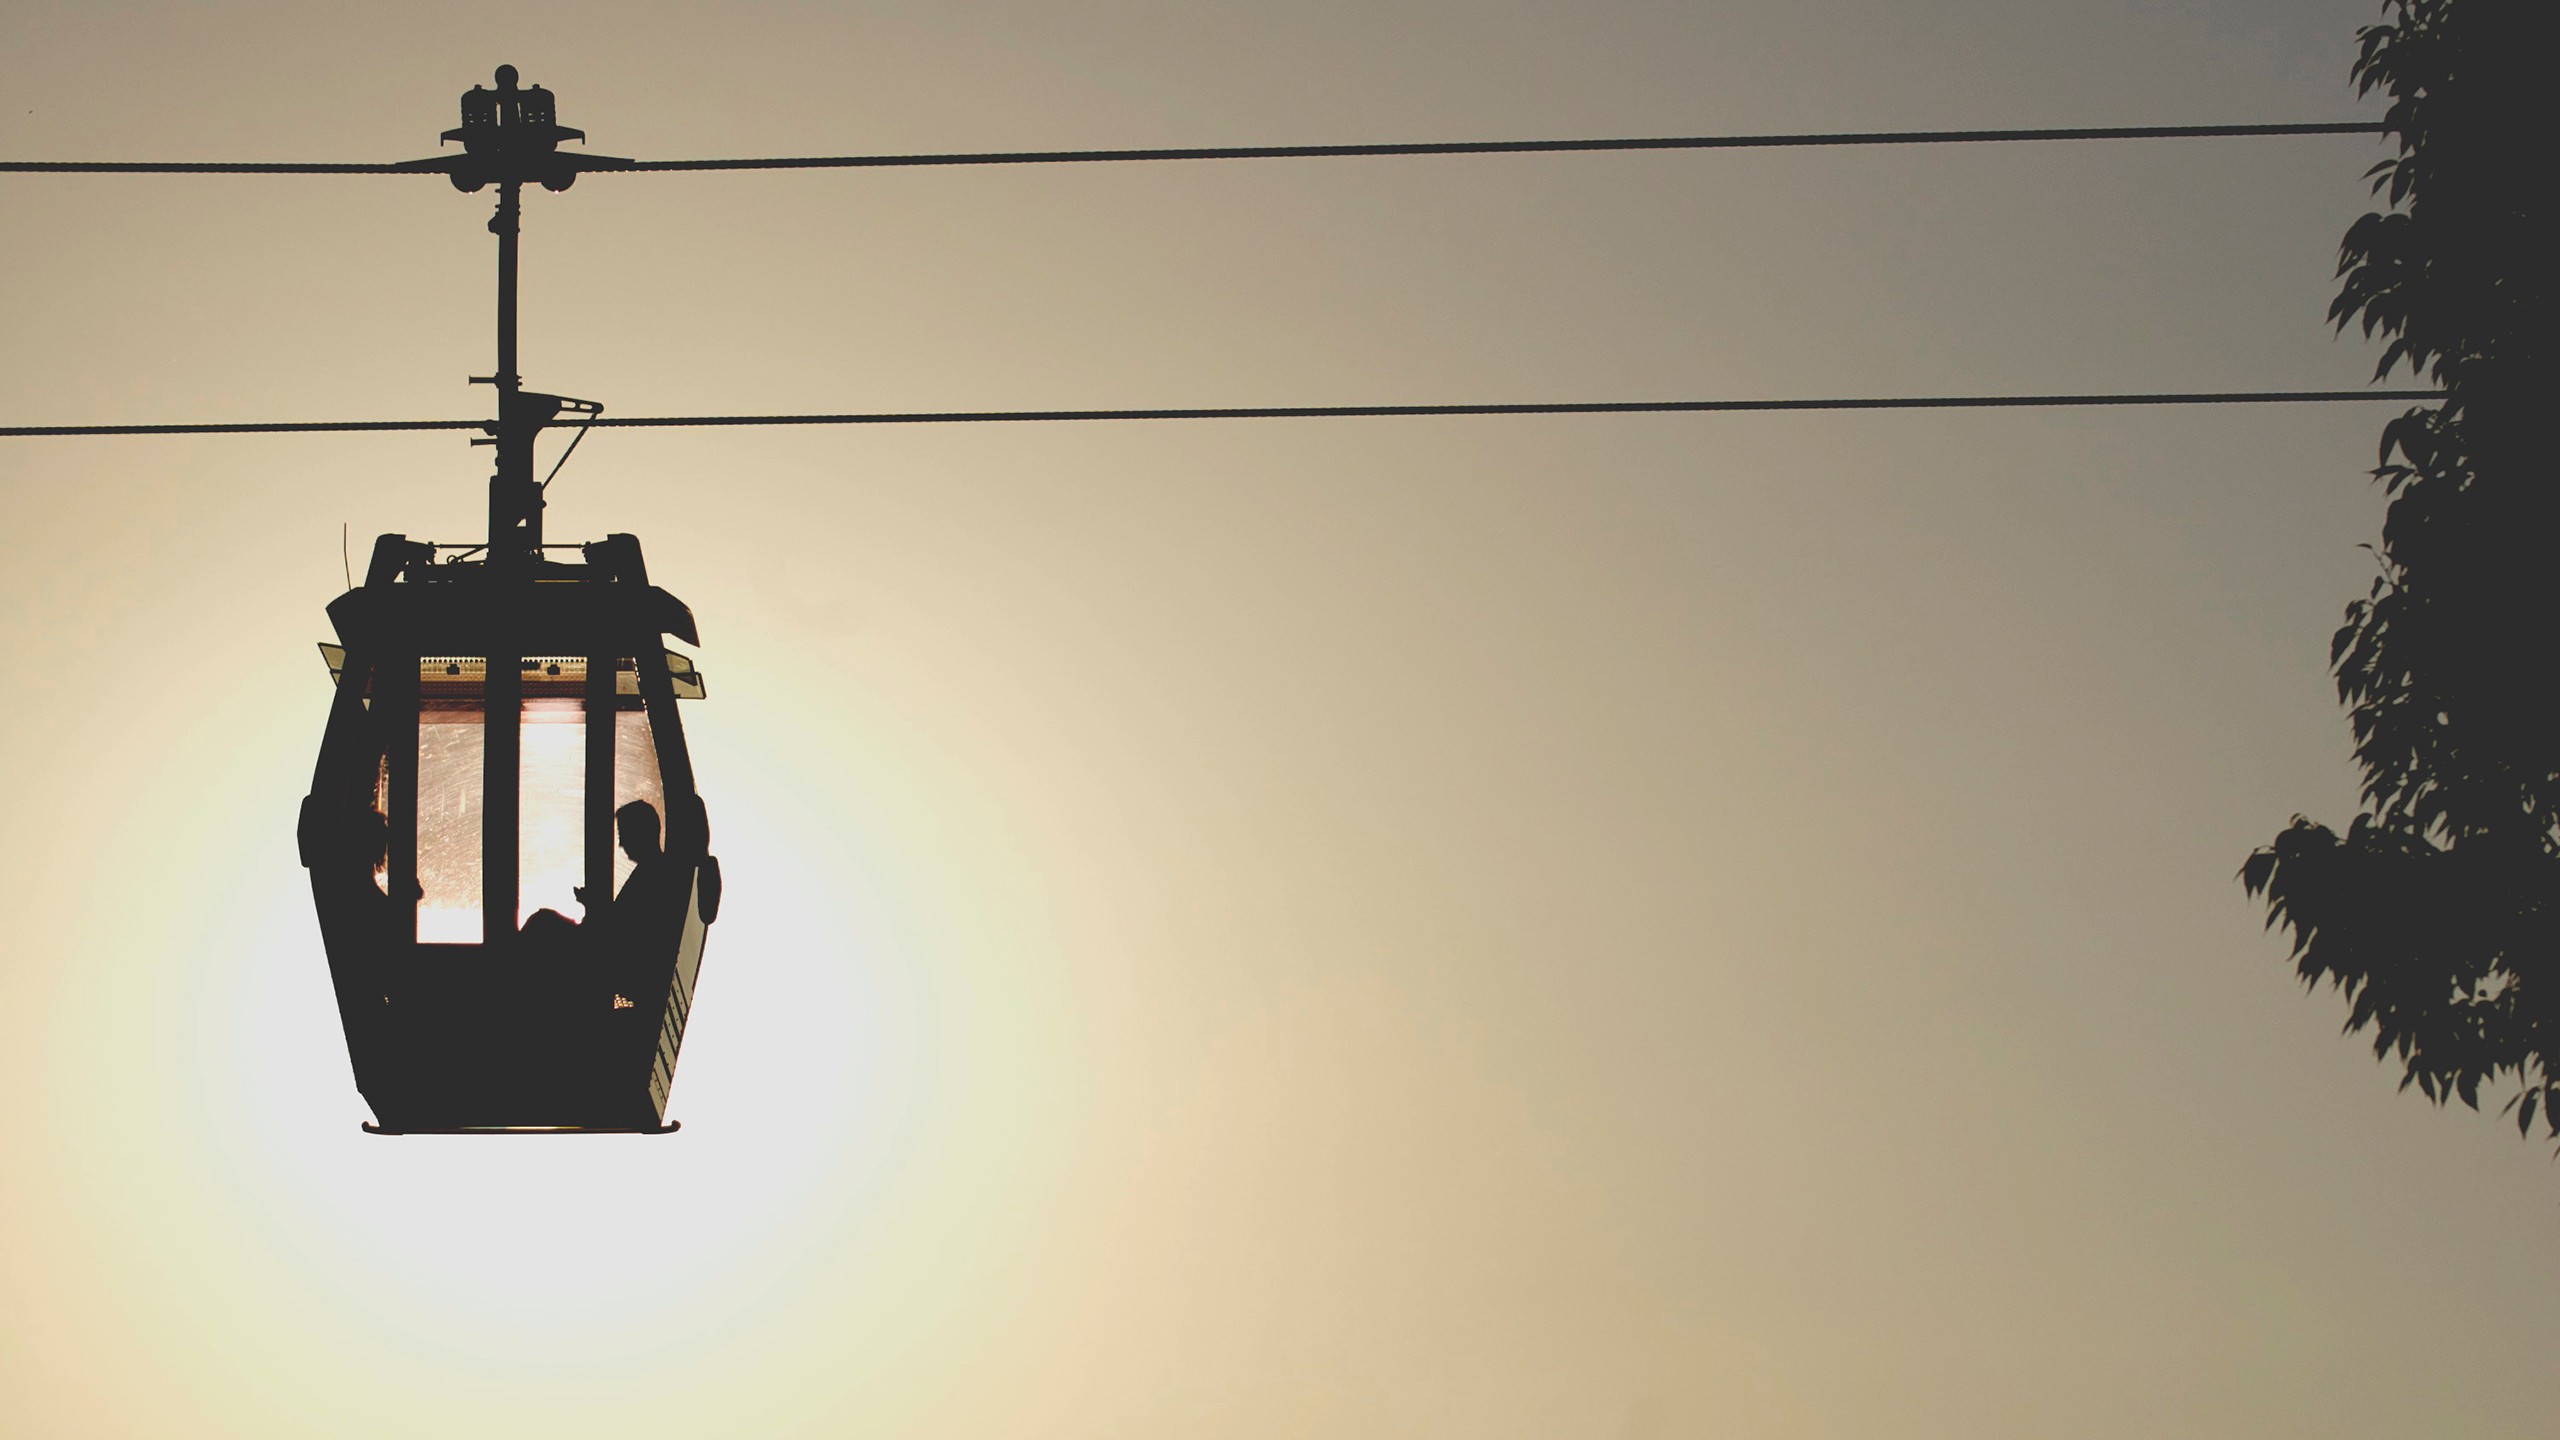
top-left (2244, 0), bottom-right (2560, 1137)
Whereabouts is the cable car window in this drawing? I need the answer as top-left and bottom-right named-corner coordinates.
top-left (521, 695), bottom-right (585, 922)
top-left (615, 702), bottom-right (665, 894)
top-left (372, 754), bottom-right (392, 895)
top-left (417, 702), bottom-right (485, 943)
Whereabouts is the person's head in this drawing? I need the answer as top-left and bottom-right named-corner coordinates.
top-left (616, 801), bottom-right (662, 863)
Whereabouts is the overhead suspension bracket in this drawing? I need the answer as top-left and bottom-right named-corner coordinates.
top-left (394, 64), bottom-right (631, 191)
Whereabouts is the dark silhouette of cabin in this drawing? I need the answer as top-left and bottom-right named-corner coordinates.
top-left (301, 532), bottom-right (720, 1133)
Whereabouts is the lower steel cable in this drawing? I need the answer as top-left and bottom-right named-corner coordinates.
top-left (0, 390), bottom-right (2449, 438)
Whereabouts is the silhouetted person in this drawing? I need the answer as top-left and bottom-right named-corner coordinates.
top-left (359, 809), bottom-right (421, 925)
top-left (596, 800), bottom-right (689, 1009)
top-left (367, 811), bottom-right (392, 896)
top-left (608, 800), bottom-right (686, 917)
top-left (520, 801), bottom-right (686, 978)
top-left (521, 904), bottom-right (580, 948)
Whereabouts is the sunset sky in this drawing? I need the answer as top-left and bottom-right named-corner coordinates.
top-left (3, 3), bottom-right (2553, 1437)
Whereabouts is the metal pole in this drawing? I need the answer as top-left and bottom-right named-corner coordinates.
top-left (484, 176), bottom-right (528, 942)
top-left (493, 181), bottom-right (519, 390)
top-left (486, 181), bottom-right (543, 563)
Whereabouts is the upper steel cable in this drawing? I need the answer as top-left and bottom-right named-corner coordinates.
top-left (0, 160), bottom-right (422, 174)
top-left (0, 121), bottom-right (2384, 175)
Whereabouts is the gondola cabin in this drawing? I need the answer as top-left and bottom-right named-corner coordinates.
top-left (300, 532), bottom-right (721, 1133)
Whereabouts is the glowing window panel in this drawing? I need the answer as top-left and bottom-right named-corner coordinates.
top-left (615, 708), bottom-right (666, 894)
top-left (520, 698), bottom-right (585, 922)
top-left (416, 706), bottom-right (484, 944)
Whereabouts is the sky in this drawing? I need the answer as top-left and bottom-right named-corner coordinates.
top-left (1, 2), bottom-right (2553, 1437)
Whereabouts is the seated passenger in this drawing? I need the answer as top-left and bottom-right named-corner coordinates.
top-left (525, 801), bottom-right (683, 932)
top-left (519, 802), bottom-right (687, 986)
top-left (606, 800), bottom-right (688, 930)
top-left (599, 801), bottom-right (690, 1003)
top-left (521, 905), bottom-right (581, 946)
top-left (361, 811), bottom-right (424, 898)
top-left (356, 810), bottom-right (420, 931)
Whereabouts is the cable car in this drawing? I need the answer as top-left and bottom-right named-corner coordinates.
top-left (296, 69), bottom-right (718, 1134)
